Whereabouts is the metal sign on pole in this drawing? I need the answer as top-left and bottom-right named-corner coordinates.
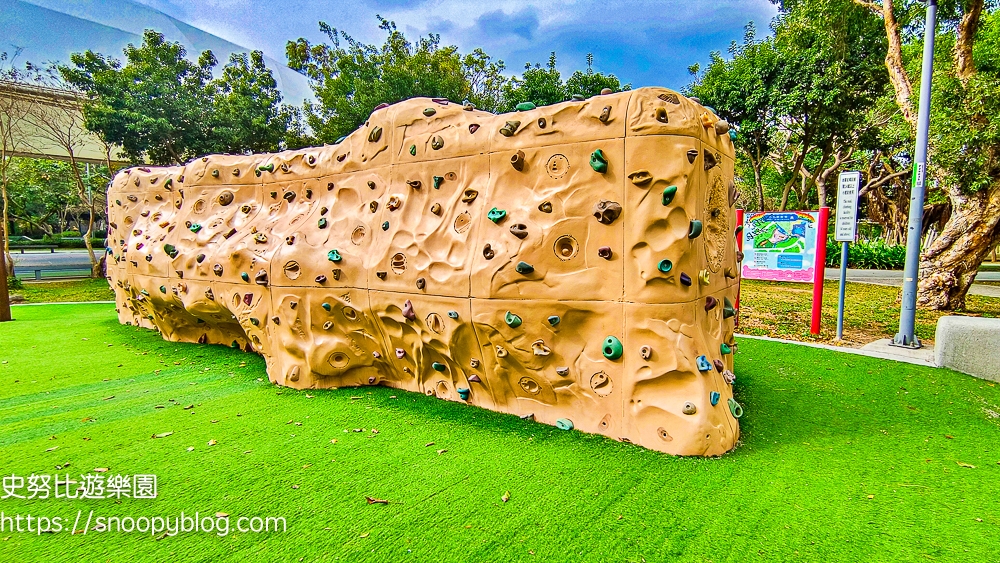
top-left (894, 0), bottom-right (937, 349)
top-left (835, 171), bottom-right (862, 340)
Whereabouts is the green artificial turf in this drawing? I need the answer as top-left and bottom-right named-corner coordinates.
top-left (1, 303), bottom-right (999, 562)
top-left (12, 278), bottom-right (115, 304)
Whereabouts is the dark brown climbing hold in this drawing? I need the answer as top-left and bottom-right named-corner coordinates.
top-left (332, 269), bottom-right (341, 281)
top-left (461, 189), bottom-right (479, 203)
top-left (196, 253), bottom-right (206, 263)
top-left (537, 117), bottom-right (546, 129)
top-left (715, 120), bottom-right (731, 135)
top-left (509, 224), bottom-right (528, 239)
top-left (469, 123), bottom-right (480, 134)
top-left (407, 180), bottom-right (422, 190)
top-left (272, 316), bottom-right (280, 325)
top-left (659, 92), bottom-right (680, 104)
top-left (483, 244), bottom-right (495, 260)
top-left (336, 154), bottom-right (346, 162)
top-left (736, 250), bottom-right (745, 263)
top-left (416, 278), bottom-right (426, 290)
top-left (205, 288), bottom-right (214, 300)
top-left (290, 301), bottom-right (297, 309)
top-left (680, 272), bottom-right (692, 286)
top-left (538, 201), bottom-right (552, 213)
top-left (223, 228), bottom-right (237, 239)
top-left (376, 271), bottom-right (387, 280)
top-left (655, 107), bottom-right (668, 123)
top-left (270, 191), bottom-right (277, 199)
top-left (714, 359), bottom-right (725, 372)
top-left (598, 246), bottom-right (613, 259)
top-left (687, 149), bottom-right (699, 164)
top-left (320, 206), bottom-right (328, 216)
top-left (705, 296), bottom-right (718, 311)
top-left (285, 235), bottom-right (295, 245)
top-left (283, 191), bottom-right (296, 203)
top-left (218, 191), bottom-right (234, 206)
top-left (315, 275), bottom-right (327, 284)
top-left (593, 200), bottom-right (622, 225)
top-left (305, 189), bottom-right (313, 199)
top-left (725, 267), bottom-right (737, 279)
top-left (599, 106), bottom-right (612, 123)
top-left (255, 270), bottom-right (269, 286)
top-left (431, 135), bottom-right (444, 150)
top-left (402, 300), bottom-right (415, 320)
top-left (387, 196), bottom-right (402, 211)
top-left (368, 126), bottom-right (383, 142)
top-left (510, 150), bottom-right (525, 171)
top-left (704, 149), bottom-right (718, 171)
top-left (430, 203), bottom-right (442, 216)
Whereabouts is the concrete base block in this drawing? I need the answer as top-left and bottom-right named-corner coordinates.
top-left (934, 316), bottom-right (1000, 382)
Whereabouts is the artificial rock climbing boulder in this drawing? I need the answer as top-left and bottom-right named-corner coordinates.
top-left (106, 87), bottom-right (742, 456)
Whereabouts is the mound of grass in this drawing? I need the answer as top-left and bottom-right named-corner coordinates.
top-left (1, 303), bottom-right (998, 562)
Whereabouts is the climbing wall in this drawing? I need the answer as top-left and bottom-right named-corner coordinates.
top-left (106, 88), bottom-right (743, 456)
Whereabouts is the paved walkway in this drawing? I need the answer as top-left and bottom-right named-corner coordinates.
top-left (739, 334), bottom-right (936, 367)
top-left (824, 268), bottom-right (1000, 298)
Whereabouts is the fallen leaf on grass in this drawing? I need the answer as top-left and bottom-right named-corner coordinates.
top-left (216, 512), bottom-right (229, 518)
top-left (436, 449), bottom-right (447, 455)
top-left (359, 532), bottom-right (370, 538)
top-left (330, 439), bottom-right (338, 444)
top-left (210, 420), bottom-right (218, 424)
top-left (81, 417), bottom-right (94, 423)
top-left (306, 394), bottom-right (314, 399)
top-left (501, 491), bottom-right (510, 503)
top-left (94, 468), bottom-right (108, 473)
top-left (154, 405), bottom-right (165, 409)
top-left (291, 484), bottom-right (300, 489)
top-left (302, 464), bottom-right (312, 469)
top-left (867, 495), bottom-right (875, 499)
top-left (365, 496), bottom-right (389, 505)
top-left (207, 439), bottom-right (217, 446)
top-left (186, 447), bottom-right (194, 452)
top-left (957, 462), bottom-right (976, 468)
top-left (350, 396), bottom-right (362, 400)
top-left (45, 446), bottom-right (58, 452)
top-left (183, 404), bottom-right (194, 410)
top-left (370, 429), bottom-right (378, 434)
top-left (424, 442), bottom-right (435, 447)
top-left (945, 435), bottom-right (954, 439)
top-left (102, 396), bottom-right (115, 401)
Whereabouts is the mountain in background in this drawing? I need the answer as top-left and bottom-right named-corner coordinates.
top-left (1, 0), bottom-right (313, 104)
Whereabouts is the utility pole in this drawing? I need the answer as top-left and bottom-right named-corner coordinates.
top-left (893, 0), bottom-right (937, 348)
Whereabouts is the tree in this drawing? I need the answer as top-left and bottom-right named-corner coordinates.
top-left (564, 53), bottom-right (631, 99)
top-left (857, 0), bottom-right (1000, 309)
top-left (499, 53), bottom-right (566, 112)
top-left (61, 30), bottom-right (296, 165)
top-left (287, 17), bottom-right (498, 144)
top-left (687, 24), bottom-right (782, 209)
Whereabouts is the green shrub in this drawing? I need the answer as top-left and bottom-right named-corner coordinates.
top-left (7, 275), bottom-right (23, 290)
top-left (826, 239), bottom-right (907, 270)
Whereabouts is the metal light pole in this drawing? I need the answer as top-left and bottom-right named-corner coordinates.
top-left (893, 0), bottom-right (937, 348)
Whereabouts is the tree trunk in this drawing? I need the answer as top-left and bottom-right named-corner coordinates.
top-left (0, 220), bottom-right (11, 322)
top-left (67, 153), bottom-right (99, 277)
top-left (917, 184), bottom-right (1000, 309)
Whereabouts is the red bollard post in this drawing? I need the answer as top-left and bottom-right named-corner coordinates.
top-left (735, 209), bottom-right (744, 327)
top-left (810, 207), bottom-right (831, 335)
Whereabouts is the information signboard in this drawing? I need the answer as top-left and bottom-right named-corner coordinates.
top-left (741, 211), bottom-right (822, 282)
top-left (835, 171), bottom-right (861, 242)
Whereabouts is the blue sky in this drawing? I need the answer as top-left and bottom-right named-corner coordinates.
top-left (127, 0), bottom-right (779, 90)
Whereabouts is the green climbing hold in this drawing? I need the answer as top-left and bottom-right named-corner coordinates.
top-left (409, 145), bottom-right (416, 156)
top-left (423, 107), bottom-right (437, 117)
top-left (723, 297), bottom-right (736, 319)
top-left (487, 207), bottom-right (507, 223)
top-left (504, 311), bottom-right (522, 328)
top-left (140, 289), bottom-right (150, 296)
top-left (432, 362), bottom-right (446, 372)
top-left (231, 341), bottom-right (240, 349)
top-left (258, 163), bottom-right (274, 173)
top-left (590, 149), bottom-right (609, 173)
top-left (164, 178), bottom-right (173, 188)
top-left (382, 221), bottom-right (390, 231)
top-left (688, 220), bottom-right (703, 239)
top-left (321, 303), bottom-right (332, 312)
top-left (662, 185), bottom-right (678, 206)
top-left (602, 336), bottom-right (623, 360)
top-left (163, 244), bottom-right (178, 259)
top-left (515, 261), bottom-right (534, 274)
top-left (433, 176), bottom-right (443, 189)
top-left (318, 217), bottom-right (328, 229)
top-left (556, 418), bottom-right (574, 430)
top-left (159, 285), bottom-right (166, 294)
top-left (658, 259), bottom-right (673, 273)
top-left (721, 343), bottom-right (732, 355)
top-left (327, 249), bottom-right (342, 262)
top-left (189, 223), bottom-right (202, 233)
top-left (548, 315), bottom-right (560, 326)
top-left (515, 101), bottom-right (536, 111)
top-left (250, 317), bottom-right (260, 326)
top-left (728, 398), bottom-right (743, 419)
top-left (241, 272), bottom-right (249, 282)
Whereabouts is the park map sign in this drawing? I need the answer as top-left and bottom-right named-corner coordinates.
top-left (741, 211), bottom-right (822, 282)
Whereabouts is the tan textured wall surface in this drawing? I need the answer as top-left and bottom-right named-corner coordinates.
top-left (106, 87), bottom-right (743, 456)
